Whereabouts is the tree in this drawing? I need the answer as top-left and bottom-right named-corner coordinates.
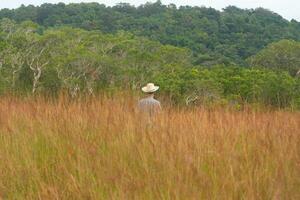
top-left (248, 40), bottom-right (300, 75)
top-left (1, 3), bottom-right (300, 66)
top-left (0, 19), bottom-right (39, 92)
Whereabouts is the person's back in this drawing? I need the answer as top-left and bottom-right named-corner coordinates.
top-left (138, 95), bottom-right (161, 117)
top-left (138, 83), bottom-right (161, 119)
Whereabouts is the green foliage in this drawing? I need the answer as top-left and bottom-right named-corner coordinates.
top-left (0, 19), bottom-right (192, 96)
top-left (156, 65), bottom-right (299, 107)
top-left (0, 17), bottom-right (299, 109)
top-left (248, 40), bottom-right (300, 75)
top-left (1, 2), bottom-right (300, 66)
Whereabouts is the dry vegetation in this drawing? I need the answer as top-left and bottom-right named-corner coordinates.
top-left (0, 94), bottom-right (299, 199)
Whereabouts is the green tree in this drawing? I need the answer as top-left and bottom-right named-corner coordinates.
top-left (248, 40), bottom-right (300, 75)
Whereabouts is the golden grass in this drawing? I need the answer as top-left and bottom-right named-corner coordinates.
top-left (0, 94), bottom-right (299, 199)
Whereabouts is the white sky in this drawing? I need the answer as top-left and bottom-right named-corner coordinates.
top-left (0, 0), bottom-right (299, 21)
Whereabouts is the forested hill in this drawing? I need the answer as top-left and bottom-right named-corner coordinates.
top-left (1, 1), bottom-right (300, 65)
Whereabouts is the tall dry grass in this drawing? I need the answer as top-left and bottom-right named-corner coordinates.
top-left (0, 94), bottom-right (299, 199)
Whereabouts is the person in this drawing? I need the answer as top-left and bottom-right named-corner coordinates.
top-left (138, 83), bottom-right (161, 118)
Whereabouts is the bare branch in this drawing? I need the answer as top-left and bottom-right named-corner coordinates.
top-left (185, 95), bottom-right (199, 106)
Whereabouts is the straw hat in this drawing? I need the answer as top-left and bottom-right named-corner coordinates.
top-left (142, 83), bottom-right (159, 93)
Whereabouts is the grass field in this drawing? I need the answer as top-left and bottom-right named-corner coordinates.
top-left (0, 94), bottom-right (299, 199)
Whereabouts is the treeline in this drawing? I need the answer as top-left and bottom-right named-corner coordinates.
top-left (0, 19), bottom-right (299, 108)
top-left (1, 1), bottom-right (300, 65)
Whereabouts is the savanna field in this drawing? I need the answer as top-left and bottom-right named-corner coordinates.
top-left (0, 94), bottom-right (299, 199)
top-left (1, 1), bottom-right (300, 199)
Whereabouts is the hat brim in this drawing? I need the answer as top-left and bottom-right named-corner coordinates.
top-left (142, 86), bottom-right (159, 93)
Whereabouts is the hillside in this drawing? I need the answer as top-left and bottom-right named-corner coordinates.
top-left (0, 2), bottom-right (300, 108)
top-left (1, 1), bottom-right (300, 65)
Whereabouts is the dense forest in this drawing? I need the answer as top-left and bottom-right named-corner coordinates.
top-left (1, 1), bottom-right (300, 65)
top-left (0, 1), bottom-right (300, 108)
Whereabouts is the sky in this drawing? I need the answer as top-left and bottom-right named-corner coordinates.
top-left (0, 0), bottom-right (299, 21)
